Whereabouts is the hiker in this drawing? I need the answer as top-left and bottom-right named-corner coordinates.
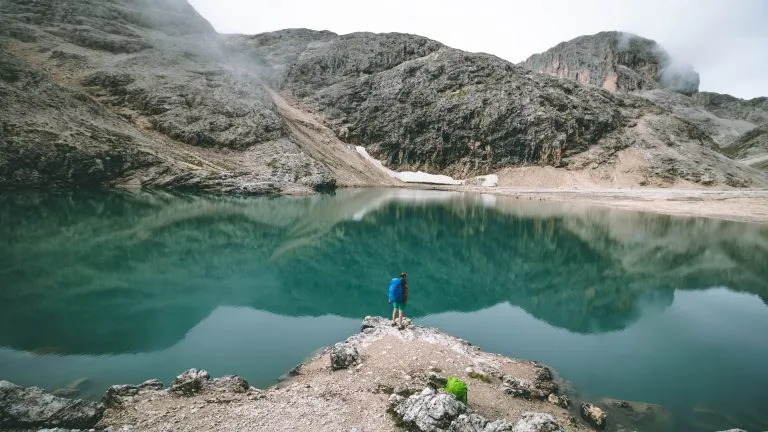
top-left (388, 272), bottom-right (408, 328)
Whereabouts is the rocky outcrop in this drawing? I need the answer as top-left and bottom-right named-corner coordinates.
top-left (691, 92), bottom-right (768, 125)
top-left (169, 368), bottom-right (211, 396)
top-left (636, 89), bottom-right (757, 146)
top-left (723, 123), bottom-right (768, 170)
top-left (0, 380), bottom-right (104, 429)
top-left (521, 31), bottom-right (699, 95)
top-left (0, 0), bottom-right (344, 193)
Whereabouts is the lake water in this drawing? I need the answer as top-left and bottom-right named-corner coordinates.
top-left (1, 188), bottom-right (767, 431)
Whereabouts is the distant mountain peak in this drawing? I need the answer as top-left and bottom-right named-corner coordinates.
top-left (520, 31), bottom-right (699, 95)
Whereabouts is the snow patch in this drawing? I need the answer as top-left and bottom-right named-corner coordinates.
top-left (355, 146), bottom-right (464, 185)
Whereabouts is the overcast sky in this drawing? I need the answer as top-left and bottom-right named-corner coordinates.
top-left (188, 0), bottom-right (767, 99)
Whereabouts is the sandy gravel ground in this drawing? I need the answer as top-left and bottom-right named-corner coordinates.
top-left (97, 318), bottom-right (587, 432)
top-left (409, 184), bottom-right (768, 224)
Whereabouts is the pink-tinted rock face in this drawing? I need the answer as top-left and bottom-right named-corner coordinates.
top-left (521, 31), bottom-right (699, 95)
top-left (602, 72), bottom-right (618, 92)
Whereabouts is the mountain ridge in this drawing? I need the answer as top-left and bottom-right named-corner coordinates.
top-left (1, 0), bottom-right (767, 192)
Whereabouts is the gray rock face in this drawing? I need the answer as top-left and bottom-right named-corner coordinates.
top-left (329, 342), bottom-right (361, 370)
top-left (0, 0), bottom-right (337, 194)
top-left (580, 403), bottom-right (607, 429)
top-left (521, 31), bottom-right (699, 95)
top-left (283, 43), bottom-right (626, 177)
top-left (692, 92), bottom-right (768, 125)
top-left (637, 89), bottom-right (757, 146)
top-left (723, 123), bottom-right (768, 166)
top-left (0, 380), bottom-right (104, 429)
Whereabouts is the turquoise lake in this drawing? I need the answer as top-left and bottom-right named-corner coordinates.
top-left (1, 188), bottom-right (767, 431)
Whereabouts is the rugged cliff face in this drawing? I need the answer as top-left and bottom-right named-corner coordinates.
top-left (691, 92), bottom-right (768, 125)
top-left (723, 124), bottom-right (768, 170)
top-left (1, 0), bottom-right (766, 191)
top-left (520, 31), bottom-right (700, 95)
top-left (0, 0), bottom-right (359, 193)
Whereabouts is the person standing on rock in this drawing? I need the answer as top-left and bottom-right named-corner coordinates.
top-left (388, 272), bottom-right (408, 328)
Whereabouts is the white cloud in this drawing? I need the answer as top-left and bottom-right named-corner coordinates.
top-left (188, 0), bottom-right (768, 98)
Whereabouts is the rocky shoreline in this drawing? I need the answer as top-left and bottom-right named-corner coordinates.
top-left (0, 317), bottom-right (741, 431)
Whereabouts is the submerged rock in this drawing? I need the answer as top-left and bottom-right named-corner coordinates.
top-left (580, 403), bottom-right (608, 429)
top-left (329, 342), bottom-right (360, 370)
top-left (0, 380), bottom-right (104, 429)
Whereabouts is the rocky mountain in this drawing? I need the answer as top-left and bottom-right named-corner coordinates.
top-left (723, 124), bottom-right (768, 170)
top-left (691, 92), bottom-right (768, 125)
top-left (520, 31), bottom-right (700, 95)
top-left (1, 0), bottom-right (767, 191)
top-left (520, 30), bottom-right (768, 168)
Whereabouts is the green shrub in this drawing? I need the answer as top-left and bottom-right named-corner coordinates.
top-left (444, 376), bottom-right (467, 403)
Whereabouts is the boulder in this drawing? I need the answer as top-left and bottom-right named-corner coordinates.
top-left (389, 388), bottom-right (467, 431)
top-left (448, 413), bottom-right (515, 432)
top-left (546, 393), bottom-right (570, 408)
top-left (428, 372), bottom-right (449, 388)
top-left (210, 375), bottom-right (249, 393)
top-left (580, 403), bottom-right (607, 429)
top-left (501, 378), bottom-right (532, 398)
top-left (0, 380), bottom-right (104, 429)
top-left (511, 412), bottom-right (565, 432)
top-left (329, 343), bottom-right (360, 370)
top-left (169, 369), bottom-right (210, 396)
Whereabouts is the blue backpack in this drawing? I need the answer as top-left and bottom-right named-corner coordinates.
top-left (388, 277), bottom-right (403, 303)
